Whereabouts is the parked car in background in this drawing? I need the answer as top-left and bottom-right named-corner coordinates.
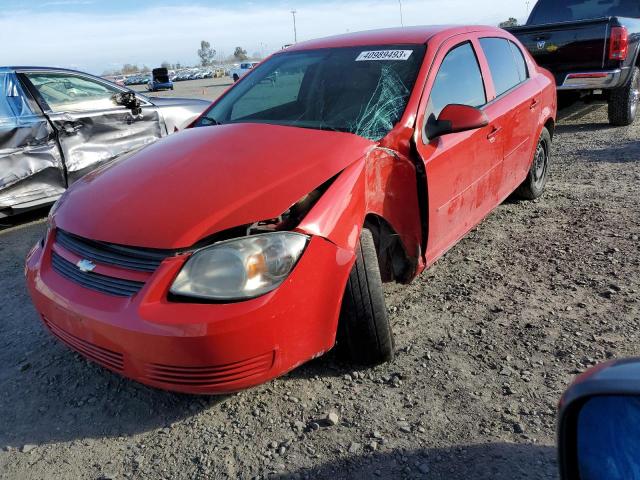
top-left (0, 66), bottom-right (210, 217)
top-left (508, 0), bottom-right (640, 126)
top-left (230, 61), bottom-right (260, 82)
top-left (124, 74), bottom-right (150, 86)
top-left (147, 67), bottom-right (173, 92)
top-left (26, 26), bottom-right (556, 394)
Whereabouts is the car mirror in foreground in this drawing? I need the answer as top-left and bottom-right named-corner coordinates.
top-left (428, 104), bottom-right (489, 140)
top-left (558, 358), bottom-right (640, 480)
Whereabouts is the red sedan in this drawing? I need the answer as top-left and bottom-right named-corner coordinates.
top-left (26, 25), bottom-right (556, 394)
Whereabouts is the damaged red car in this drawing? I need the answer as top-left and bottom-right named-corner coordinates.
top-left (26, 26), bottom-right (556, 394)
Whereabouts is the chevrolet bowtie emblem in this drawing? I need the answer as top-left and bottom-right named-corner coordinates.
top-left (537, 40), bottom-right (546, 50)
top-left (76, 259), bottom-right (96, 273)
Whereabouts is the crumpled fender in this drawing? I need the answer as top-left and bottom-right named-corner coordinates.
top-left (297, 146), bottom-right (422, 263)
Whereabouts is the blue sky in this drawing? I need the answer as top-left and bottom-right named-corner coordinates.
top-left (1, 0), bottom-right (530, 74)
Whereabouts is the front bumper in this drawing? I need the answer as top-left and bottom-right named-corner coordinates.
top-left (26, 231), bottom-right (354, 394)
top-left (558, 69), bottom-right (625, 91)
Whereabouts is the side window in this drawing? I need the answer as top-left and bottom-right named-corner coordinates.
top-left (0, 73), bottom-right (34, 124)
top-left (479, 38), bottom-right (523, 97)
top-left (509, 41), bottom-right (529, 83)
top-left (426, 42), bottom-right (486, 121)
top-left (24, 72), bottom-right (122, 113)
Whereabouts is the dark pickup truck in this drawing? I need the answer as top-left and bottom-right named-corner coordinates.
top-left (508, 0), bottom-right (640, 126)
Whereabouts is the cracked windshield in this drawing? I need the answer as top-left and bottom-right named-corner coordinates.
top-left (195, 45), bottom-right (425, 140)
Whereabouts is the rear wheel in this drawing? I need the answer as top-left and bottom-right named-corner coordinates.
top-left (608, 66), bottom-right (640, 126)
top-left (337, 228), bottom-right (394, 365)
top-left (514, 127), bottom-right (551, 201)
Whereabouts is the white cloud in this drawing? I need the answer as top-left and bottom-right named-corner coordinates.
top-left (0, 0), bottom-right (526, 73)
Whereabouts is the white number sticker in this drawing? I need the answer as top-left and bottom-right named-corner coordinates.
top-left (355, 50), bottom-right (413, 61)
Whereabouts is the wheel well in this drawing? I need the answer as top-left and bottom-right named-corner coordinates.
top-left (364, 214), bottom-right (415, 284)
top-left (544, 118), bottom-right (555, 139)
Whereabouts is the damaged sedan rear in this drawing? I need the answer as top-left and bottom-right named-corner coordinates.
top-left (26, 26), bottom-right (556, 394)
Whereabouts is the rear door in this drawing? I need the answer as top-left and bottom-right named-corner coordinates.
top-left (478, 37), bottom-right (541, 195)
top-left (414, 38), bottom-right (504, 265)
top-left (0, 71), bottom-right (65, 213)
top-left (19, 70), bottom-right (163, 183)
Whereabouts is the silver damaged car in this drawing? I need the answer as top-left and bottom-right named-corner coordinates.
top-left (0, 67), bottom-right (210, 217)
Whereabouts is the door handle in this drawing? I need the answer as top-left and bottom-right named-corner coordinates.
top-left (487, 126), bottom-right (502, 142)
top-left (530, 99), bottom-right (540, 110)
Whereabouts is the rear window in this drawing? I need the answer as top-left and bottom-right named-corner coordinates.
top-left (528, 0), bottom-right (640, 25)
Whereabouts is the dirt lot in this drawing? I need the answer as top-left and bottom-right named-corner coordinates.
top-left (1, 99), bottom-right (639, 480)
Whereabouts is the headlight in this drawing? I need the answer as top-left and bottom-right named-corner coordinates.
top-left (170, 232), bottom-right (309, 301)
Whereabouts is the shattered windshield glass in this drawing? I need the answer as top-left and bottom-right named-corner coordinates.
top-left (195, 45), bottom-right (426, 141)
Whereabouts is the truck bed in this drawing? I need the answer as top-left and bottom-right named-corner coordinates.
top-left (508, 18), bottom-right (611, 86)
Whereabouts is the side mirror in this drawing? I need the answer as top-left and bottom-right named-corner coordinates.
top-left (426, 104), bottom-right (489, 140)
top-left (558, 358), bottom-right (640, 480)
top-left (111, 92), bottom-right (142, 116)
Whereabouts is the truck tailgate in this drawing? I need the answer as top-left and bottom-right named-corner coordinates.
top-left (510, 18), bottom-right (610, 84)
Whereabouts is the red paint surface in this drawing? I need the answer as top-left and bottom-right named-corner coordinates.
top-left (27, 25), bottom-right (556, 394)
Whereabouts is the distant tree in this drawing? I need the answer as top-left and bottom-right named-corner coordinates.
top-left (161, 61), bottom-right (171, 69)
top-left (234, 46), bottom-right (248, 61)
top-left (499, 17), bottom-right (519, 28)
top-left (121, 64), bottom-right (139, 75)
top-left (252, 51), bottom-right (262, 59)
top-left (198, 40), bottom-right (216, 67)
top-left (141, 65), bottom-right (150, 73)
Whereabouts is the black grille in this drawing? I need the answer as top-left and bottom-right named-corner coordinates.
top-left (55, 229), bottom-right (171, 272)
top-left (51, 252), bottom-right (145, 297)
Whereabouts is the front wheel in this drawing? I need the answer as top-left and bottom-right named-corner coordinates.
top-left (608, 66), bottom-right (640, 126)
top-left (337, 228), bottom-right (395, 365)
top-left (514, 127), bottom-right (551, 201)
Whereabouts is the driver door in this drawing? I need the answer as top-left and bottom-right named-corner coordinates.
top-left (18, 70), bottom-right (163, 183)
top-left (414, 38), bottom-right (504, 265)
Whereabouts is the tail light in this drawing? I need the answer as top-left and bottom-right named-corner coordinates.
top-left (609, 26), bottom-right (629, 61)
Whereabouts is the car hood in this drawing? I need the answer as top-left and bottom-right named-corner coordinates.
top-left (54, 123), bottom-right (375, 249)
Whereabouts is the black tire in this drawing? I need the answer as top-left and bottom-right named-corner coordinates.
top-left (514, 127), bottom-right (551, 201)
top-left (233, 74), bottom-right (239, 82)
top-left (337, 228), bottom-right (394, 365)
top-left (608, 66), bottom-right (640, 126)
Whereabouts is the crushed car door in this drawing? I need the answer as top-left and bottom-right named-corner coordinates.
top-left (0, 71), bottom-right (65, 216)
top-left (19, 70), bottom-right (163, 183)
top-left (413, 39), bottom-right (504, 266)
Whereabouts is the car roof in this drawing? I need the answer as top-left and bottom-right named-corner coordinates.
top-left (285, 25), bottom-right (505, 51)
top-left (2, 66), bottom-right (94, 74)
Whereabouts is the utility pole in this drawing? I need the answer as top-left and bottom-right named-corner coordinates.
top-left (398, 0), bottom-right (404, 27)
top-left (526, 0), bottom-right (530, 17)
top-left (291, 10), bottom-right (298, 43)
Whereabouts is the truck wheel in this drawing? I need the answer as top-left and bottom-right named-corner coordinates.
top-left (608, 66), bottom-right (640, 126)
top-left (337, 228), bottom-right (395, 365)
top-left (515, 127), bottom-right (551, 201)
top-left (233, 74), bottom-right (239, 82)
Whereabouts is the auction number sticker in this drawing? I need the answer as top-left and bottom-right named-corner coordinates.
top-left (356, 50), bottom-right (413, 61)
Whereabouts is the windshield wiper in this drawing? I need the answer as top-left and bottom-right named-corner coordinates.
top-left (316, 125), bottom-right (353, 133)
top-left (199, 116), bottom-right (222, 126)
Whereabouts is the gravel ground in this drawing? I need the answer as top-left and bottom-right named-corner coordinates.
top-left (1, 100), bottom-right (639, 480)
